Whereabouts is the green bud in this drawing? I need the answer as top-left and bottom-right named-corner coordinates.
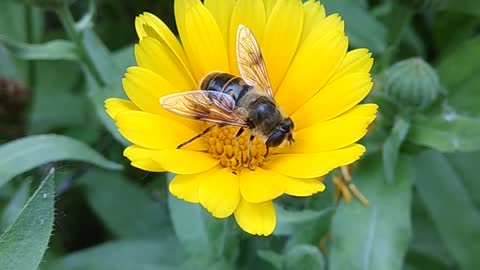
top-left (383, 58), bottom-right (441, 113)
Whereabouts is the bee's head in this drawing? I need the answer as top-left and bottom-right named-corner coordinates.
top-left (265, 117), bottom-right (295, 148)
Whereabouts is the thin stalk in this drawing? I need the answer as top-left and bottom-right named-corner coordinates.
top-left (55, 3), bottom-right (105, 87)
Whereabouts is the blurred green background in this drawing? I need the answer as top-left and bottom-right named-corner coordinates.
top-left (0, 0), bottom-right (480, 270)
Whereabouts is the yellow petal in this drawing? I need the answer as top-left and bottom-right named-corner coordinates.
top-left (262, 0), bottom-right (303, 91)
top-left (291, 72), bottom-right (373, 130)
top-left (240, 167), bottom-right (285, 203)
top-left (125, 146), bottom-right (217, 174)
top-left (204, 0), bottom-right (235, 48)
top-left (123, 145), bottom-right (165, 172)
top-left (151, 149), bottom-right (219, 175)
top-left (174, 0), bottom-right (198, 32)
top-left (330, 48), bottom-right (373, 82)
top-left (198, 168), bottom-right (241, 218)
top-left (131, 160), bottom-right (165, 172)
top-left (228, 0), bottom-right (266, 75)
top-left (135, 12), bottom-right (191, 77)
top-left (275, 15), bottom-right (348, 115)
top-left (135, 37), bottom-right (196, 91)
top-left (284, 177), bottom-right (325, 197)
top-left (265, 144), bottom-right (366, 178)
top-left (124, 145), bottom-right (155, 160)
top-left (169, 167), bottom-right (221, 203)
top-left (170, 174), bottom-right (200, 203)
top-left (263, 0), bottom-right (278, 17)
top-left (122, 67), bottom-right (178, 115)
top-left (300, 0), bottom-right (326, 43)
top-left (177, 2), bottom-right (229, 82)
top-left (284, 104), bottom-right (378, 153)
top-left (234, 199), bottom-right (276, 236)
top-left (115, 111), bottom-right (200, 150)
top-left (301, 13), bottom-right (345, 43)
top-left (104, 98), bottom-right (139, 120)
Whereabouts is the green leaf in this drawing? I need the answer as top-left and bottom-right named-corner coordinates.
top-left (284, 244), bottom-right (325, 270)
top-left (28, 60), bottom-right (86, 133)
top-left (49, 239), bottom-right (185, 270)
top-left (203, 216), bottom-right (240, 264)
top-left (330, 154), bottom-right (413, 270)
top-left (89, 84), bottom-right (129, 146)
top-left (81, 169), bottom-right (172, 239)
top-left (0, 168), bottom-right (55, 270)
top-left (432, 12), bottom-right (479, 56)
top-left (408, 114), bottom-right (480, 152)
top-left (257, 250), bottom-right (283, 270)
top-left (404, 252), bottom-right (452, 270)
top-left (408, 195), bottom-right (454, 268)
top-left (0, 45), bottom-right (21, 78)
top-left (383, 117), bottom-right (410, 182)
top-left (167, 178), bottom-right (239, 266)
top-left (113, 45), bottom-right (135, 71)
top-left (0, 36), bottom-right (77, 60)
top-left (414, 150), bottom-right (480, 270)
top-left (81, 29), bottom-right (129, 145)
top-left (440, 0), bottom-right (480, 17)
top-left (0, 134), bottom-right (122, 187)
top-left (0, 179), bottom-right (31, 231)
top-left (436, 37), bottom-right (480, 116)
top-left (82, 29), bottom-right (123, 85)
top-left (28, 93), bottom-right (89, 133)
top-left (167, 192), bottom-right (209, 253)
top-left (274, 206), bottom-right (333, 236)
top-left (445, 151), bottom-right (480, 209)
top-left (322, 0), bottom-right (386, 53)
top-left (0, 2), bottom-right (43, 80)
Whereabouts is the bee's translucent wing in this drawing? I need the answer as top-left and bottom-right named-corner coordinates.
top-left (236, 24), bottom-right (274, 97)
top-left (159, 90), bottom-right (249, 127)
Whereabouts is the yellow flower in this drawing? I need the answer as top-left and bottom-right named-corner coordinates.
top-left (105, 0), bottom-right (377, 236)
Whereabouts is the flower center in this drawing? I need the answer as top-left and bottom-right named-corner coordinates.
top-left (204, 125), bottom-right (268, 171)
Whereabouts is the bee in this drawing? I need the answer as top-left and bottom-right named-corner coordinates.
top-left (160, 24), bottom-right (294, 154)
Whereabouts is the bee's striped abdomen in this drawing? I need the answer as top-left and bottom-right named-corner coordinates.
top-left (200, 72), bottom-right (251, 102)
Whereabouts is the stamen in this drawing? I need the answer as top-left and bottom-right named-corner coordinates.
top-left (204, 125), bottom-right (268, 171)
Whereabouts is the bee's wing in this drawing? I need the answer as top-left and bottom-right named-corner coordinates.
top-left (236, 24), bottom-right (274, 97)
top-left (159, 90), bottom-right (249, 127)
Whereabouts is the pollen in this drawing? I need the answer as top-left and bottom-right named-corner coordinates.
top-left (204, 125), bottom-right (268, 171)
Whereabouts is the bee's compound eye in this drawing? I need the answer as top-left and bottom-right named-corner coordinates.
top-left (266, 130), bottom-right (285, 147)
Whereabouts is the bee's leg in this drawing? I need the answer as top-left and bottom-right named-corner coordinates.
top-left (264, 146), bottom-right (270, 157)
top-left (247, 134), bottom-right (255, 170)
top-left (235, 127), bottom-right (244, 138)
top-left (177, 125), bottom-right (214, 149)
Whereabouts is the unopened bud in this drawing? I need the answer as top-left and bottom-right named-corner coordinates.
top-left (383, 58), bottom-right (441, 113)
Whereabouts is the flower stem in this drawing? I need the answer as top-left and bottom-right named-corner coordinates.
top-left (55, 3), bottom-right (105, 87)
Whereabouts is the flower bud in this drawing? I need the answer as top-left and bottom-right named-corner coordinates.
top-left (383, 58), bottom-right (441, 113)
